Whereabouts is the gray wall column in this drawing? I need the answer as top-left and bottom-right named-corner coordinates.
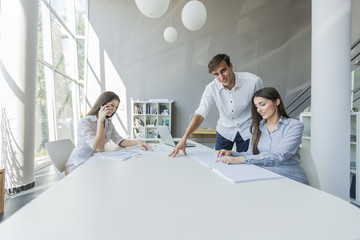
top-left (311, 0), bottom-right (351, 199)
top-left (0, 0), bottom-right (39, 191)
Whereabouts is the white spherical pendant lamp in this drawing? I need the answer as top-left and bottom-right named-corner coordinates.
top-left (164, 27), bottom-right (178, 43)
top-left (135, 0), bottom-right (170, 18)
top-left (181, 0), bottom-right (207, 31)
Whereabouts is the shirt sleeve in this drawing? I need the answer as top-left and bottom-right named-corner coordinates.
top-left (255, 76), bottom-right (264, 91)
top-left (194, 84), bottom-right (215, 119)
top-left (233, 121), bottom-right (304, 167)
top-left (79, 119), bottom-right (97, 150)
top-left (109, 121), bottom-right (124, 145)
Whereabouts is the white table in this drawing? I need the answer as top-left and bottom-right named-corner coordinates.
top-left (1, 142), bottom-right (360, 239)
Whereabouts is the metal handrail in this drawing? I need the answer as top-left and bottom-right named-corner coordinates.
top-left (351, 38), bottom-right (360, 50)
top-left (286, 84), bottom-right (311, 109)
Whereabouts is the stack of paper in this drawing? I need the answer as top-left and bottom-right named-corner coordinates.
top-left (187, 148), bottom-right (283, 183)
top-left (94, 150), bottom-right (141, 161)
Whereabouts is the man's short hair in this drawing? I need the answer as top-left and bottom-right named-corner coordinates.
top-left (208, 54), bottom-right (231, 73)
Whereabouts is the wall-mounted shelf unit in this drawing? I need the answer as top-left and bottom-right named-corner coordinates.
top-left (131, 100), bottom-right (173, 139)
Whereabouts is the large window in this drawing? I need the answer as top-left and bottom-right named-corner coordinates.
top-left (35, 0), bottom-right (87, 158)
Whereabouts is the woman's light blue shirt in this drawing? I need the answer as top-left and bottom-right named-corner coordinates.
top-left (233, 117), bottom-right (308, 184)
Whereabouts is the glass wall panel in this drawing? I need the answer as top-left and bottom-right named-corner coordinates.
top-left (35, 63), bottom-right (49, 157)
top-left (38, 1), bottom-right (53, 64)
top-left (54, 72), bottom-right (75, 142)
top-left (50, 0), bottom-right (75, 32)
top-left (36, 0), bottom-right (87, 162)
top-left (78, 82), bottom-right (85, 118)
top-left (75, 0), bottom-right (87, 36)
top-left (76, 38), bottom-right (85, 81)
top-left (51, 12), bottom-right (76, 78)
top-left (37, 2), bottom-right (44, 61)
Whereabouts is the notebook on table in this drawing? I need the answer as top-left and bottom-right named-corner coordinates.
top-left (157, 125), bottom-right (195, 147)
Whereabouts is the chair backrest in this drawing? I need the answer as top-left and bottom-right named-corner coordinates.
top-left (45, 139), bottom-right (75, 173)
top-left (299, 147), bottom-right (321, 189)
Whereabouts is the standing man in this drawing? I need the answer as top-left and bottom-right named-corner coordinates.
top-left (169, 54), bottom-right (263, 157)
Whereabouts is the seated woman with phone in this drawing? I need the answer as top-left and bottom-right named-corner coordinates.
top-left (217, 87), bottom-right (308, 184)
top-left (65, 91), bottom-right (151, 175)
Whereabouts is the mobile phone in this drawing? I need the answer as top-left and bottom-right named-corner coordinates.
top-left (102, 103), bottom-right (108, 109)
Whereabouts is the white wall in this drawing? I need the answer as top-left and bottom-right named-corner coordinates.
top-left (352, 0), bottom-right (360, 44)
top-left (87, 0), bottom-right (311, 138)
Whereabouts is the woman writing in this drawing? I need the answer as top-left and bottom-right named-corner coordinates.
top-left (217, 87), bottom-right (308, 184)
top-left (66, 91), bottom-right (151, 175)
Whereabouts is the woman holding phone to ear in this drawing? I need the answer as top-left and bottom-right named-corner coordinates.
top-left (65, 91), bottom-right (151, 175)
top-left (217, 87), bottom-right (308, 184)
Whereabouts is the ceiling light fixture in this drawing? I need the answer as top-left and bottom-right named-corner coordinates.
top-left (181, 0), bottom-right (207, 31)
top-left (135, 0), bottom-right (170, 18)
top-left (164, 0), bottom-right (178, 43)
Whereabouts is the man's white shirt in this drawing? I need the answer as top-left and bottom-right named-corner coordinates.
top-left (195, 72), bottom-right (263, 141)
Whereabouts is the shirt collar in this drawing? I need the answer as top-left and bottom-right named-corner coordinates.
top-left (259, 116), bottom-right (289, 133)
top-left (216, 74), bottom-right (240, 92)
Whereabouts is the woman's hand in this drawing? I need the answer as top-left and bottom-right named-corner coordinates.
top-left (137, 140), bottom-right (152, 151)
top-left (98, 105), bottom-right (110, 121)
top-left (217, 156), bottom-right (245, 164)
top-left (216, 149), bottom-right (232, 158)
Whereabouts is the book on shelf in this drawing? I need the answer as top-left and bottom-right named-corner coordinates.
top-left (161, 119), bottom-right (170, 126)
top-left (159, 105), bottom-right (169, 114)
top-left (134, 117), bottom-right (144, 127)
top-left (145, 119), bottom-right (157, 126)
top-left (133, 128), bottom-right (139, 136)
top-left (134, 105), bottom-right (143, 114)
top-left (146, 105), bottom-right (158, 114)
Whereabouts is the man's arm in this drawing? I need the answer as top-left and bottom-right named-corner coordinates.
top-left (168, 114), bottom-right (204, 157)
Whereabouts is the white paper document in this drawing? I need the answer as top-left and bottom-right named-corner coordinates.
top-left (94, 150), bottom-right (141, 161)
top-left (187, 148), bottom-right (283, 183)
top-left (140, 144), bottom-right (172, 155)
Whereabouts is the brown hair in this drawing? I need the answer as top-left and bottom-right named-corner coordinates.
top-left (250, 87), bottom-right (289, 154)
top-left (87, 91), bottom-right (120, 118)
top-left (208, 54), bottom-right (231, 73)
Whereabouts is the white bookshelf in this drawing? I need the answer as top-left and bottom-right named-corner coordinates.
top-left (300, 112), bottom-right (360, 206)
top-left (131, 100), bottom-right (173, 139)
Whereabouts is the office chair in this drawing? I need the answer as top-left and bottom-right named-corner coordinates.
top-left (45, 139), bottom-right (75, 174)
top-left (299, 147), bottom-right (321, 189)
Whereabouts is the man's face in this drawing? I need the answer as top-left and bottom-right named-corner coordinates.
top-left (211, 60), bottom-right (235, 90)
